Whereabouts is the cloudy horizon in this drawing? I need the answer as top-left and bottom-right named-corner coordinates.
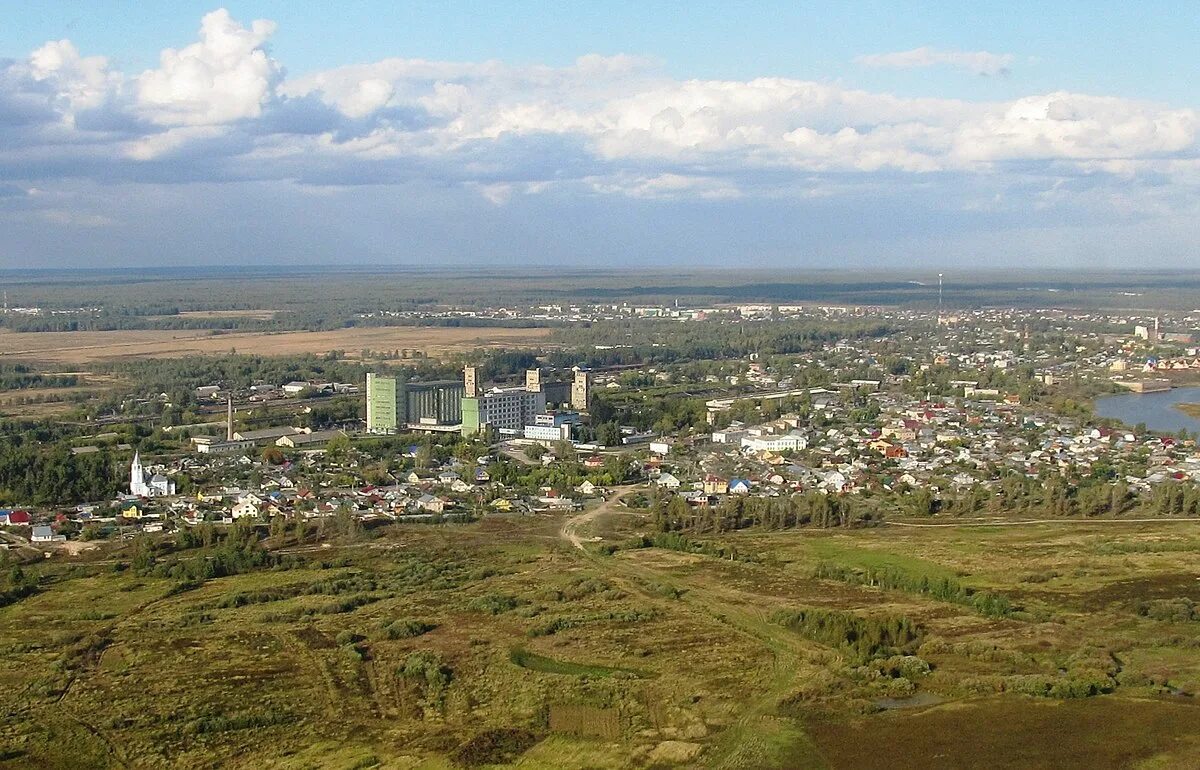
top-left (2, 4), bottom-right (1198, 269)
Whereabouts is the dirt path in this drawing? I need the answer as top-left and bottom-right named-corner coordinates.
top-left (559, 485), bottom-right (639, 550)
top-left (558, 487), bottom-right (827, 768)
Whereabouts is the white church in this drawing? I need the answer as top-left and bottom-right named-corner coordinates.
top-left (130, 452), bottom-right (175, 497)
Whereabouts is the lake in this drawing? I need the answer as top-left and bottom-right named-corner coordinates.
top-left (1094, 386), bottom-right (1200, 435)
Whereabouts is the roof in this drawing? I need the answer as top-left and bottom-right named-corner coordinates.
top-left (283, 429), bottom-right (345, 445)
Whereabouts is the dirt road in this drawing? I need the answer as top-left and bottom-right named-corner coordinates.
top-left (559, 485), bottom-right (641, 550)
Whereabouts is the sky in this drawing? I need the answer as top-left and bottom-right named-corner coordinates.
top-left (1, 1), bottom-right (1199, 269)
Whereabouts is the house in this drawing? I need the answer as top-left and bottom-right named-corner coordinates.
top-left (417, 495), bottom-right (447, 514)
top-left (583, 455), bottom-right (605, 470)
top-left (231, 501), bottom-right (261, 520)
top-left (0, 510), bottom-right (31, 526)
top-left (31, 525), bottom-right (65, 543)
top-left (702, 475), bottom-right (728, 495)
top-left (656, 473), bottom-right (681, 489)
top-left (649, 439), bottom-right (674, 455)
top-left (728, 478), bottom-right (751, 495)
top-left (576, 480), bottom-right (598, 496)
top-left (281, 381), bottom-right (310, 395)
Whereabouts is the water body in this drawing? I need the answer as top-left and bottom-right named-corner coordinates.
top-left (1094, 386), bottom-right (1200, 434)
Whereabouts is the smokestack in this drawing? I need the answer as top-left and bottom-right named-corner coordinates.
top-left (227, 393), bottom-right (234, 441)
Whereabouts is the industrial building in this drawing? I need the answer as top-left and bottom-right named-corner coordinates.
top-left (461, 366), bottom-right (548, 436)
top-left (523, 411), bottom-right (582, 442)
top-left (366, 373), bottom-right (398, 433)
top-left (400, 380), bottom-right (464, 426)
top-left (570, 367), bottom-right (591, 410)
top-left (368, 373), bottom-right (464, 433)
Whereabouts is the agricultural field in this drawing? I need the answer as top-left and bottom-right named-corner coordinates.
top-left (2, 502), bottom-right (1199, 769)
top-left (0, 326), bottom-right (552, 365)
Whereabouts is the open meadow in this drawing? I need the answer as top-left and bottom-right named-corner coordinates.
top-left (2, 502), bottom-right (1198, 769)
top-left (0, 326), bottom-right (553, 365)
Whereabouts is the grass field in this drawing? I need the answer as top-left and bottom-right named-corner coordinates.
top-left (0, 326), bottom-right (552, 364)
top-left (1, 509), bottom-right (1199, 768)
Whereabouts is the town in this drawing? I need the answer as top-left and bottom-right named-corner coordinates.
top-left (5, 301), bottom-right (1200, 550)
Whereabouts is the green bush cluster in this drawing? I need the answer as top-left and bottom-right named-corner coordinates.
top-left (623, 532), bottom-right (753, 562)
top-left (814, 562), bottom-right (1014, 618)
top-left (380, 619), bottom-right (435, 640)
top-left (770, 607), bottom-right (922, 662)
top-left (1136, 597), bottom-right (1198, 622)
top-left (0, 566), bottom-right (38, 608)
top-left (399, 650), bottom-right (453, 714)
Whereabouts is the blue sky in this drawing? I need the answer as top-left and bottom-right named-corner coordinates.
top-left (6, 1), bottom-right (1197, 102)
top-left (1, 2), bottom-right (1198, 268)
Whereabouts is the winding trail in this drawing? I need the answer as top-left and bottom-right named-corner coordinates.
top-left (559, 485), bottom-right (639, 550)
top-left (558, 485), bottom-right (827, 768)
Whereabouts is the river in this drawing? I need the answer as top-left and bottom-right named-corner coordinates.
top-left (1094, 386), bottom-right (1200, 435)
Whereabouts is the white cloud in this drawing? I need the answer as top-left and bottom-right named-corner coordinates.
top-left (28, 39), bottom-right (119, 117)
top-left (136, 9), bottom-right (280, 126)
top-left (1, 9), bottom-right (1198, 218)
top-left (856, 47), bottom-right (1015, 76)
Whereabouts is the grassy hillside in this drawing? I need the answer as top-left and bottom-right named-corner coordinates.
top-left (2, 510), bottom-right (1200, 768)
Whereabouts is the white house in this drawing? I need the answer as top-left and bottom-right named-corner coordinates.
top-left (231, 500), bottom-right (261, 520)
top-left (31, 525), bottom-right (65, 543)
top-left (656, 473), bottom-right (681, 489)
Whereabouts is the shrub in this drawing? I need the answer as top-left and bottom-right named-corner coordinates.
top-left (1136, 597), bottom-right (1198, 622)
top-left (813, 562), bottom-right (1015, 618)
top-left (770, 607), bottom-right (922, 662)
top-left (380, 619), bottom-right (435, 640)
top-left (399, 650), bottom-right (453, 714)
top-left (468, 593), bottom-right (521, 615)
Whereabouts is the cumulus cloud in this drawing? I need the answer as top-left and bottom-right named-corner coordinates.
top-left (29, 40), bottom-right (119, 116)
top-left (0, 7), bottom-right (1197, 219)
top-left (136, 9), bottom-right (280, 125)
top-left (856, 46), bottom-right (1015, 76)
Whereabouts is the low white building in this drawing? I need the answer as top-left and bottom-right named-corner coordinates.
top-left (741, 431), bottom-right (807, 453)
top-left (31, 526), bottom-right (65, 543)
